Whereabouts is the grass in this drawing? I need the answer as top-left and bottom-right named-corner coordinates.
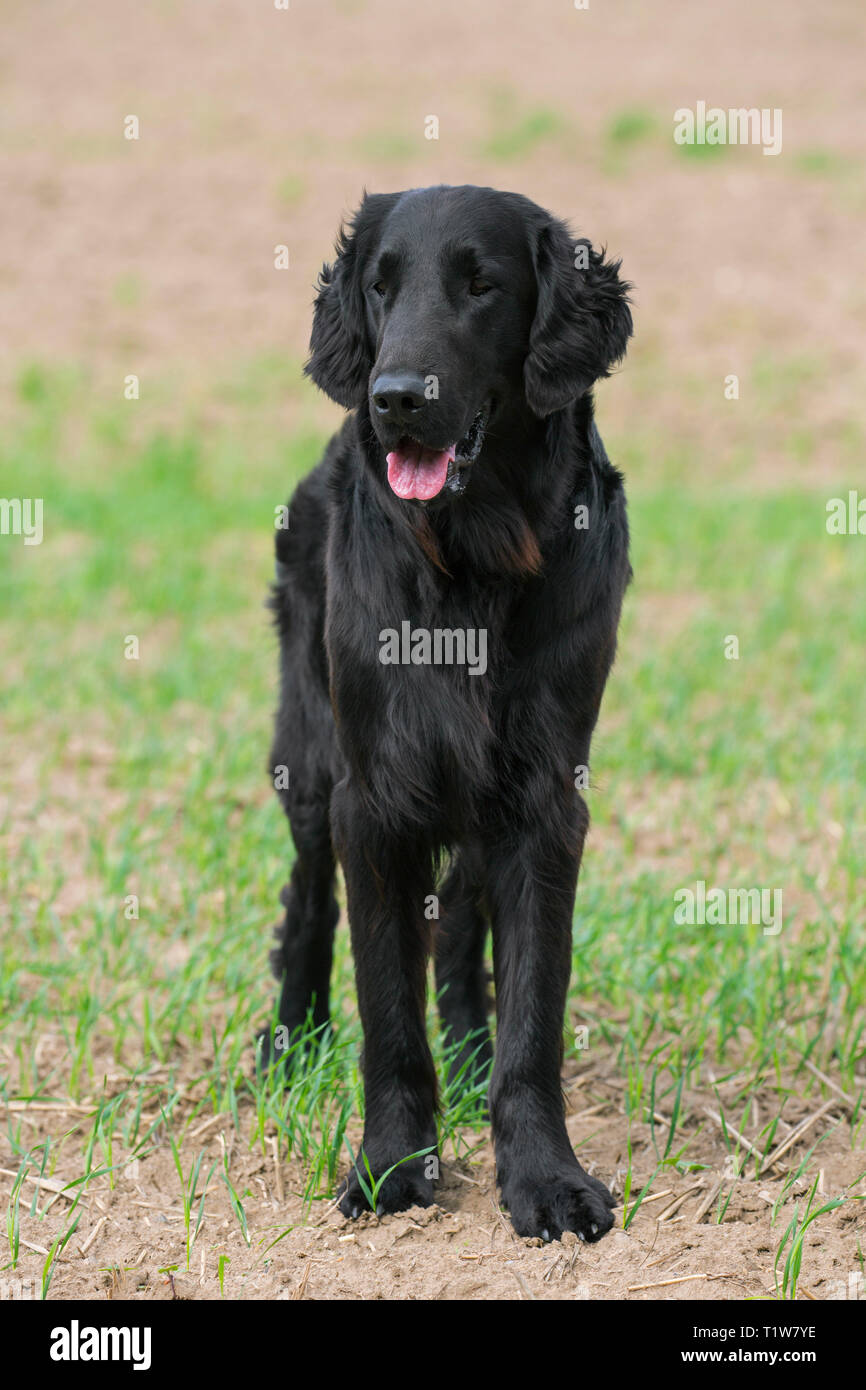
top-left (676, 139), bottom-right (729, 161)
top-left (774, 1175), bottom-right (846, 1300)
top-left (793, 149), bottom-right (856, 179)
top-left (480, 106), bottom-right (569, 162)
top-left (274, 174), bottom-right (306, 208)
top-left (1, 359), bottom-right (864, 1295)
top-left (353, 128), bottom-right (416, 162)
top-left (607, 108), bottom-right (657, 146)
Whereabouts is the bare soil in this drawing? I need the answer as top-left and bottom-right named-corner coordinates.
top-left (5, 1056), bottom-right (864, 1303)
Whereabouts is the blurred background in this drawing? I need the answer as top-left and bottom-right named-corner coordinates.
top-left (0, 0), bottom-right (864, 1301)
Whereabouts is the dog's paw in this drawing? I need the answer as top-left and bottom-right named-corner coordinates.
top-left (338, 1156), bottom-right (435, 1219)
top-left (501, 1168), bottom-right (616, 1243)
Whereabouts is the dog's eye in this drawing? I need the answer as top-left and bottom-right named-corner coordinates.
top-left (372, 281), bottom-right (387, 298)
top-left (469, 275), bottom-right (493, 297)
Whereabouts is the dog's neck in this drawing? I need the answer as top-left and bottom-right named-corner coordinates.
top-left (355, 395), bottom-right (599, 581)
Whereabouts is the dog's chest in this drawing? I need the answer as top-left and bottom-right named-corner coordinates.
top-left (372, 585), bottom-right (517, 788)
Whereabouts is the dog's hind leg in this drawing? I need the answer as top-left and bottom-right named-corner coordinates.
top-left (260, 468), bottom-right (340, 1069)
top-left (267, 777), bottom-right (338, 1049)
top-left (434, 845), bottom-right (493, 1090)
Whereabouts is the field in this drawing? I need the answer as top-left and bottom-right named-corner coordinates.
top-left (1, 0), bottom-right (864, 1301)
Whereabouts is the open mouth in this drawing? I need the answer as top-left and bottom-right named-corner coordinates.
top-left (385, 407), bottom-right (488, 502)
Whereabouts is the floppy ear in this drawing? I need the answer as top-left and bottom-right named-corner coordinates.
top-left (304, 192), bottom-right (397, 409)
top-left (524, 218), bottom-right (633, 417)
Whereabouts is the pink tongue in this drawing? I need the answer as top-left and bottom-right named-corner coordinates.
top-left (386, 441), bottom-right (455, 500)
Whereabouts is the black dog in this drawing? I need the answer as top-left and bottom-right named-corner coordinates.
top-left (265, 185), bottom-right (632, 1242)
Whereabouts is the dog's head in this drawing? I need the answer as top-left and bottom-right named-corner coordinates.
top-left (305, 185), bottom-right (632, 504)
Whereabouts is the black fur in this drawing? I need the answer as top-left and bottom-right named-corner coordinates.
top-left (265, 185), bottom-right (632, 1241)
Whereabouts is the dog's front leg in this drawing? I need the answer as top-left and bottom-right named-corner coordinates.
top-left (485, 796), bottom-right (616, 1243)
top-left (331, 777), bottom-right (439, 1216)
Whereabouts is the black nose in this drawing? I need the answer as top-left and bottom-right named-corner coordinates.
top-left (371, 373), bottom-right (427, 425)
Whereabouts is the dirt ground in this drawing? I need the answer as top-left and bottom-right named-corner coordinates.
top-left (2, 0), bottom-right (865, 1301)
top-left (6, 1056), bottom-right (864, 1303)
top-left (3, 0), bottom-right (864, 471)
